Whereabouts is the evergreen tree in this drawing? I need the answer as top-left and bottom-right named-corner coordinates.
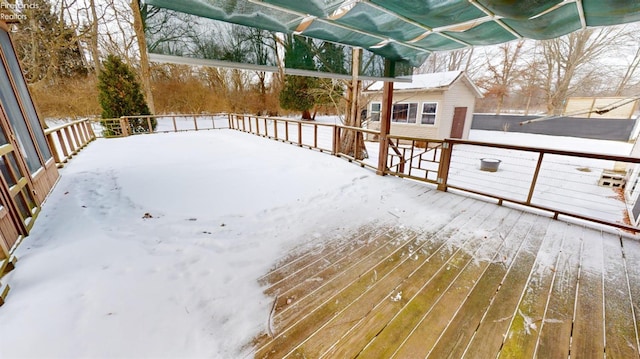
top-left (279, 35), bottom-right (318, 119)
top-left (98, 55), bottom-right (154, 134)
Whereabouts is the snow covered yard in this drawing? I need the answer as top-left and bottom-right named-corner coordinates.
top-left (0, 129), bottom-right (453, 358)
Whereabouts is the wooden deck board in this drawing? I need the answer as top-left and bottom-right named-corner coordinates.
top-left (390, 212), bottom-right (540, 359)
top-left (534, 226), bottom-right (584, 358)
top-left (348, 206), bottom-right (519, 359)
top-left (570, 229), bottom-right (605, 358)
top-left (256, 198), bottom-right (486, 357)
top-left (266, 227), bottom-right (400, 310)
top-left (314, 204), bottom-right (519, 359)
top-left (425, 214), bottom-right (548, 359)
top-left (250, 189), bottom-right (640, 359)
top-left (285, 202), bottom-right (504, 358)
top-left (497, 220), bottom-right (568, 358)
top-left (262, 225), bottom-right (391, 295)
top-left (622, 237), bottom-right (640, 357)
top-left (603, 231), bottom-right (639, 358)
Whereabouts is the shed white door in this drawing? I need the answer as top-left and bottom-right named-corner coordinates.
top-left (450, 107), bottom-right (467, 139)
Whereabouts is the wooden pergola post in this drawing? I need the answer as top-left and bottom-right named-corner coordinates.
top-left (376, 61), bottom-right (394, 175)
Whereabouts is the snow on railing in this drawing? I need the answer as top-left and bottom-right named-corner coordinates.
top-left (228, 113), bottom-right (380, 170)
top-left (44, 118), bottom-right (96, 167)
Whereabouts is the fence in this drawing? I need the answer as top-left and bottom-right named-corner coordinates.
top-left (97, 114), bottom-right (230, 138)
top-left (438, 139), bottom-right (638, 233)
top-left (226, 113), bottom-right (638, 232)
top-left (86, 113), bottom-right (640, 233)
top-left (228, 114), bottom-right (379, 170)
top-left (44, 118), bottom-right (96, 167)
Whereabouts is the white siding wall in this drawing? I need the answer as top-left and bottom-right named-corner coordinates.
top-left (366, 79), bottom-right (477, 140)
top-left (367, 90), bottom-right (445, 139)
top-left (439, 80), bottom-right (476, 139)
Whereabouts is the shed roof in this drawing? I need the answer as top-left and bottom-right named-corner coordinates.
top-left (366, 71), bottom-right (484, 98)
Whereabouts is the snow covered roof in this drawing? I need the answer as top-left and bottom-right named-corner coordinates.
top-left (366, 71), bottom-right (483, 98)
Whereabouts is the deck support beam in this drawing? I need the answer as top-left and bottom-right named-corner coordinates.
top-left (376, 61), bottom-right (394, 176)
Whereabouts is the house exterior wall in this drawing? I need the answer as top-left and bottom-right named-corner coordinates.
top-left (0, 22), bottom-right (59, 255)
top-left (439, 79), bottom-right (476, 139)
top-left (365, 79), bottom-right (477, 140)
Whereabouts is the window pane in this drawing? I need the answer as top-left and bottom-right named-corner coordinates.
top-left (0, 53), bottom-right (42, 173)
top-left (392, 104), bottom-right (409, 123)
top-left (408, 103), bottom-right (417, 123)
top-left (0, 156), bottom-right (16, 187)
top-left (0, 30), bottom-right (52, 161)
top-left (14, 192), bottom-right (31, 220)
top-left (421, 114), bottom-right (435, 124)
top-left (421, 103), bottom-right (437, 125)
top-left (371, 102), bottom-right (381, 121)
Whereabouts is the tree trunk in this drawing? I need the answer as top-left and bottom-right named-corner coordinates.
top-left (302, 109), bottom-right (312, 120)
top-left (339, 48), bottom-right (367, 160)
top-left (130, 0), bottom-right (156, 114)
top-left (89, 0), bottom-right (101, 77)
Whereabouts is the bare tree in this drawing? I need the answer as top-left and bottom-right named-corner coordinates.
top-left (615, 30), bottom-right (640, 95)
top-left (477, 40), bottom-right (526, 114)
top-left (416, 48), bottom-right (475, 74)
top-left (540, 27), bottom-right (621, 114)
top-left (130, 0), bottom-right (155, 113)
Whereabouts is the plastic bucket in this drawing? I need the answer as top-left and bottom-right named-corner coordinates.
top-left (480, 158), bottom-right (501, 172)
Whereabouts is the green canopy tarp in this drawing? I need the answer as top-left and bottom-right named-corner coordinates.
top-left (142, 0), bottom-right (640, 79)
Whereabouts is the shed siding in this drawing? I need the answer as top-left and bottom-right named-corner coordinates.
top-left (440, 80), bottom-right (476, 139)
top-left (365, 75), bottom-right (478, 140)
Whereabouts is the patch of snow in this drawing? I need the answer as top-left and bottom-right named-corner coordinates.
top-left (0, 130), bottom-right (452, 358)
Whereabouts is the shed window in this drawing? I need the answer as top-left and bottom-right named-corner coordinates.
top-left (421, 103), bottom-right (437, 125)
top-left (370, 102), bottom-right (381, 121)
top-left (392, 103), bottom-right (418, 123)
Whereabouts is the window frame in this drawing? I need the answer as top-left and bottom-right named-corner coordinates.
top-left (420, 102), bottom-right (438, 125)
top-left (370, 102), bottom-right (381, 122)
top-left (391, 102), bottom-right (418, 124)
top-left (0, 28), bottom-right (51, 175)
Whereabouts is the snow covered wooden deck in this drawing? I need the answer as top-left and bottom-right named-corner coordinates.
top-left (253, 183), bottom-right (640, 358)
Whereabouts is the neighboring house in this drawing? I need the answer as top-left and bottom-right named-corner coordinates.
top-left (364, 71), bottom-right (482, 140)
top-left (564, 97), bottom-right (639, 119)
top-left (0, 20), bottom-right (59, 277)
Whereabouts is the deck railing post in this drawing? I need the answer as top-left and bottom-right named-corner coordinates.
top-left (75, 122), bottom-right (86, 146)
top-left (56, 131), bottom-right (69, 160)
top-left (437, 140), bottom-right (452, 192)
top-left (274, 119), bottom-right (278, 139)
top-left (264, 118), bottom-right (268, 137)
top-left (527, 152), bottom-right (545, 204)
top-left (71, 124), bottom-right (81, 152)
top-left (377, 81), bottom-right (393, 175)
top-left (285, 121), bottom-right (289, 142)
top-left (63, 127), bottom-right (76, 154)
top-left (119, 118), bottom-right (130, 137)
top-left (298, 122), bottom-right (302, 147)
top-left (314, 125), bottom-right (318, 148)
top-left (86, 120), bottom-right (96, 140)
top-left (332, 126), bottom-right (340, 155)
top-left (46, 133), bottom-right (62, 164)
